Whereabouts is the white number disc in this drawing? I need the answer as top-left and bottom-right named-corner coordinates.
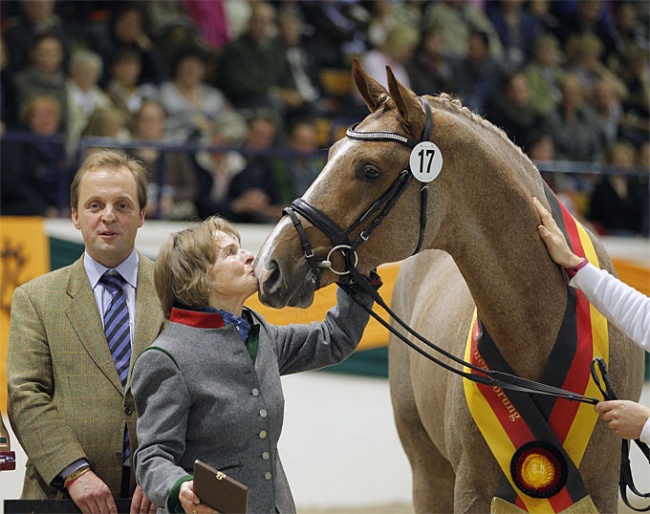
top-left (409, 141), bottom-right (443, 183)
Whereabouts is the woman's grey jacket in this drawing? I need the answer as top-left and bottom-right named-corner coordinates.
top-left (132, 287), bottom-right (373, 513)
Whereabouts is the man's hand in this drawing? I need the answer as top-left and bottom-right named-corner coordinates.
top-left (130, 484), bottom-right (157, 514)
top-left (596, 400), bottom-right (650, 440)
top-left (67, 470), bottom-right (118, 514)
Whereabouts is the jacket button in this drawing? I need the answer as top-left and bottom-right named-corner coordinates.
top-left (251, 388), bottom-right (259, 397)
top-left (115, 451), bottom-right (123, 458)
top-left (265, 472), bottom-right (272, 480)
top-left (124, 406), bottom-right (133, 415)
top-left (262, 452), bottom-right (270, 460)
top-left (259, 430), bottom-right (267, 439)
top-left (259, 409), bottom-right (267, 418)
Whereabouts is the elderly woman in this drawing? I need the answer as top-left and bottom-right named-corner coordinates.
top-left (132, 216), bottom-right (376, 513)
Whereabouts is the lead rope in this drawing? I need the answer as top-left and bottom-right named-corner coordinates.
top-left (338, 268), bottom-right (601, 405)
top-left (591, 358), bottom-right (650, 512)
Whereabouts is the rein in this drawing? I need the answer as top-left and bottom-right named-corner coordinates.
top-left (283, 96), bottom-right (600, 406)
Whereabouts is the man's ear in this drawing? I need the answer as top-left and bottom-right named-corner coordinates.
top-left (139, 208), bottom-right (146, 227)
top-left (71, 208), bottom-right (80, 229)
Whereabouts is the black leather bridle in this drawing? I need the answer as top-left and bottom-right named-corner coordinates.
top-left (281, 97), bottom-right (602, 405)
top-left (284, 98), bottom-right (432, 283)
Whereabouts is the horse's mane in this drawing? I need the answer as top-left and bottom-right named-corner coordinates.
top-left (420, 93), bottom-right (535, 170)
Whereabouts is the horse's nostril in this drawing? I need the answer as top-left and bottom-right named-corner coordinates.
top-left (267, 263), bottom-right (281, 289)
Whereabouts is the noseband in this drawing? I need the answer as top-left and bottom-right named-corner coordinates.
top-left (283, 98), bottom-right (433, 283)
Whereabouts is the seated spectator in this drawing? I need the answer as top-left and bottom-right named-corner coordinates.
top-left (127, 99), bottom-right (198, 221)
top-left (1, 36), bottom-right (18, 132)
top-left (224, 110), bottom-right (285, 224)
top-left (271, 119), bottom-right (326, 205)
top-left (563, 32), bottom-right (627, 98)
top-left (0, 94), bottom-right (68, 217)
top-left (423, 0), bottom-right (503, 60)
top-left (194, 113), bottom-right (249, 219)
top-left (158, 45), bottom-right (233, 144)
top-left (616, 45), bottom-right (650, 148)
top-left (451, 29), bottom-right (505, 115)
top-left (89, 3), bottom-right (168, 88)
top-left (216, 2), bottom-right (299, 128)
top-left (527, 129), bottom-right (591, 225)
top-left (545, 73), bottom-right (607, 163)
top-left (588, 77), bottom-right (624, 146)
top-left (277, 7), bottom-right (326, 121)
top-left (12, 33), bottom-right (68, 134)
top-left (65, 49), bottom-right (114, 155)
top-left (407, 25), bottom-right (456, 97)
top-left (485, 70), bottom-right (550, 153)
top-left (522, 34), bottom-right (564, 116)
top-left (298, 0), bottom-right (369, 69)
top-left (588, 140), bottom-right (646, 235)
top-left (485, 0), bottom-right (541, 71)
top-left (105, 48), bottom-right (159, 133)
top-left (77, 105), bottom-right (128, 160)
top-left (354, 24), bottom-right (419, 113)
top-left (554, 0), bottom-right (619, 65)
top-left (3, 0), bottom-right (70, 76)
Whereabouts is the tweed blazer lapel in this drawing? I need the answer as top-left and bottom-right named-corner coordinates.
top-left (128, 254), bottom-right (165, 390)
top-left (66, 257), bottom-right (125, 393)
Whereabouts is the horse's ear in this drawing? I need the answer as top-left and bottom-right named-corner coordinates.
top-left (386, 65), bottom-right (423, 133)
top-left (352, 57), bottom-right (390, 113)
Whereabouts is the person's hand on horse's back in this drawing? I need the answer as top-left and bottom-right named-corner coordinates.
top-left (533, 197), bottom-right (583, 269)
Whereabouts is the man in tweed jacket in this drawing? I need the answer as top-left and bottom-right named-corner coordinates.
top-left (7, 150), bottom-right (166, 513)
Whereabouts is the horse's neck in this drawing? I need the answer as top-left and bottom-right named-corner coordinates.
top-left (439, 171), bottom-right (567, 378)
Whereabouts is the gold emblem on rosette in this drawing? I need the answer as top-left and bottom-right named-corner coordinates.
top-left (511, 441), bottom-right (567, 498)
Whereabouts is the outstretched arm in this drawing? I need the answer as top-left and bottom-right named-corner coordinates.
top-left (533, 197), bottom-right (650, 349)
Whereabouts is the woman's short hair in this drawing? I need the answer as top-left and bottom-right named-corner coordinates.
top-left (155, 216), bottom-right (241, 317)
top-left (70, 149), bottom-right (148, 211)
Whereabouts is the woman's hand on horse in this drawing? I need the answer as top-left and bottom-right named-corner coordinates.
top-left (533, 197), bottom-right (583, 269)
top-left (595, 400), bottom-right (650, 440)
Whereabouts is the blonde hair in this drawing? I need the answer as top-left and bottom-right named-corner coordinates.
top-left (155, 216), bottom-right (241, 317)
top-left (70, 149), bottom-right (148, 210)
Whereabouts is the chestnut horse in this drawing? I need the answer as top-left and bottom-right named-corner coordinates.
top-left (254, 61), bottom-right (644, 513)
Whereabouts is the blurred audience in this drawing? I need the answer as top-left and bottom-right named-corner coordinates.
top-left (127, 99), bottom-right (198, 221)
top-left (0, 0), bottom-right (646, 237)
top-left (193, 112), bottom-right (249, 220)
top-left (13, 33), bottom-right (68, 134)
top-left (407, 25), bottom-right (455, 97)
top-left (485, 70), bottom-right (550, 152)
top-left (522, 33), bottom-right (564, 116)
top-left (66, 49), bottom-right (114, 154)
top-left (451, 29), bottom-right (505, 115)
top-left (588, 140), bottom-right (646, 236)
top-left (3, 0), bottom-right (70, 76)
top-left (1, 94), bottom-right (68, 217)
top-left (271, 119), bottom-right (325, 205)
top-left (546, 73), bottom-right (606, 163)
top-left (105, 48), bottom-right (159, 133)
top-left (216, 2), bottom-right (300, 128)
top-left (423, 0), bottom-right (503, 60)
top-left (158, 45), bottom-right (233, 144)
top-left (224, 110), bottom-right (285, 224)
top-left (89, 3), bottom-right (168, 87)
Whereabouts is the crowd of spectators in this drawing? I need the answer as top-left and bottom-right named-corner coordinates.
top-left (0, 0), bottom-right (648, 236)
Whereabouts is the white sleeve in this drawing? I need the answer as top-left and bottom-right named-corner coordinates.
top-left (640, 417), bottom-right (650, 445)
top-left (570, 263), bottom-right (650, 351)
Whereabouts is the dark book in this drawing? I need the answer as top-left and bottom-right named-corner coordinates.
top-left (193, 459), bottom-right (249, 514)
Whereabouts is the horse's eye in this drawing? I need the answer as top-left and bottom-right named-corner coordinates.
top-left (364, 167), bottom-right (381, 180)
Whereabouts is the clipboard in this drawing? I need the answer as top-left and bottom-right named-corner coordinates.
top-left (193, 459), bottom-right (249, 514)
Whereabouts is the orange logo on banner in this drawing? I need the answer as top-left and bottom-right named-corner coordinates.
top-left (0, 217), bottom-right (50, 412)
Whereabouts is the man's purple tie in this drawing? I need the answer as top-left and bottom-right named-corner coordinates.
top-left (101, 271), bottom-right (131, 462)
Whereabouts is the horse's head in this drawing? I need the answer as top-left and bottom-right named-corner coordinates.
top-left (255, 59), bottom-right (486, 308)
